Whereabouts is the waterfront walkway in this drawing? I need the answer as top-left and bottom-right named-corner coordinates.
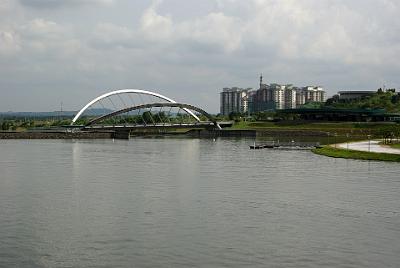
top-left (337, 140), bottom-right (400, 154)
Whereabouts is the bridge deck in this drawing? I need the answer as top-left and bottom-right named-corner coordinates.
top-left (82, 122), bottom-right (214, 130)
top-left (80, 121), bottom-right (232, 131)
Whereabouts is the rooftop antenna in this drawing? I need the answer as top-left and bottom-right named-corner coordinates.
top-left (60, 101), bottom-right (63, 119)
top-left (259, 73), bottom-right (263, 89)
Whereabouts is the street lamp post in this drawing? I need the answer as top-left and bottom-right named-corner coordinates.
top-left (367, 134), bottom-right (371, 152)
top-left (327, 132), bottom-right (330, 145)
top-left (346, 133), bottom-right (350, 150)
top-left (334, 133), bottom-right (337, 148)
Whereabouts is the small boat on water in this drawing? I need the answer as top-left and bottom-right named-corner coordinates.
top-left (249, 144), bottom-right (275, 149)
top-left (249, 141), bottom-right (320, 150)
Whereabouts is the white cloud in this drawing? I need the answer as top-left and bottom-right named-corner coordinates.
top-left (18, 0), bottom-right (114, 9)
top-left (0, 31), bottom-right (20, 56)
top-left (180, 12), bottom-right (243, 53)
top-left (138, 2), bottom-right (243, 53)
top-left (22, 18), bottom-right (65, 37)
top-left (16, 18), bottom-right (78, 57)
top-left (91, 22), bottom-right (135, 48)
top-left (140, 1), bottom-right (173, 41)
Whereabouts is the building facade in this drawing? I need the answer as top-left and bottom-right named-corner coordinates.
top-left (295, 86), bottom-right (325, 107)
top-left (338, 91), bottom-right (375, 100)
top-left (220, 87), bottom-right (250, 115)
top-left (250, 75), bottom-right (325, 112)
top-left (285, 87), bottom-right (297, 109)
top-left (220, 76), bottom-right (326, 114)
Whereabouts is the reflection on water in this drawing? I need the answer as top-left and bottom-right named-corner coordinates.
top-left (0, 138), bottom-right (400, 267)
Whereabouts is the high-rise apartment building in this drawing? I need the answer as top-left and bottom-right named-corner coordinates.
top-left (295, 86), bottom-right (325, 107)
top-left (250, 75), bottom-right (326, 112)
top-left (220, 76), bottom-right (326, 114)
top-left (219, 87), bottom-right (250, 115)
top-left (284, 87), bottom-right (297, 109)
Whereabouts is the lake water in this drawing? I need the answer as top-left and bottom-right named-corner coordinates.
top-left (1, 138), bottom-right (400, 267)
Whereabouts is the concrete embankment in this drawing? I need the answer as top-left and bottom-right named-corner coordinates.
top-left (0, 131), bottom-right (113, 139)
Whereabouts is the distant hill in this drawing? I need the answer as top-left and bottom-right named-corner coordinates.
top-left (0, 108), bottom-right (114, 118)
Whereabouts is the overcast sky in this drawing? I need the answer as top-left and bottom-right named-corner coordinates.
top-left (1, 0), bottom-right (399, 112)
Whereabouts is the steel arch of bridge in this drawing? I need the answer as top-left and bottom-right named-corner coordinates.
top-left (86, 102), bottom-right (221, 129)
top-left (71, 89), bottom-right (200, 125)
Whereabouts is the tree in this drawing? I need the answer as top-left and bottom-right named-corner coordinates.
top-left (142, 111), bottom-right (154, 124)
top-left (154, 111), bottom-right (167, 123)
top-left (1, 121), bottom-right (9, 130)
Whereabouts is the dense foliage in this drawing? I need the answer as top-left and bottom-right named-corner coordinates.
top-left (0, 118), bottom-right (71, 131)
top-left (325, 89), bottom-right (400, 112)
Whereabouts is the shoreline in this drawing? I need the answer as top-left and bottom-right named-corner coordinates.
top-left (312, 143), bottom-right (400, 162)
top-left (337, 140), bottom-right (400, 154)
top-left (0, 128), bottom-right (352, 139)
top-left (0, 131), bottom-right (113, 139)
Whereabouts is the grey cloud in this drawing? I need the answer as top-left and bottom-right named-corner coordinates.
top-left (1, 0), bottom-right (400, 112)
top-left (19, 0), bottom-right (113, 9)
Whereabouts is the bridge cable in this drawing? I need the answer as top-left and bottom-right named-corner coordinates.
top-left (137, 107), bottom-right (141, 126)
top-left (138, 93), bottom-right (145, 107)
top-left (137, 94), bottom-right (147, 126)
top-left (107, 96), bottom-right (128, 126)
top-left (98, 99), bottom-right (115, 127)
top-left (146, 94), bottom-right (154, 107)
top-left (156, 106), bottom-right (164, 126)
top-left (127, 94), bottom-right (136, 107)
top-left (117, 94), bottom-right (130, 126)
top-left (127, 94), bottom-right (137, 120)
top-left (140, 108), bottom-right (147, 126)
top-left (166, 106), bottom-right (173, 125)
top-left (154, 106), bottom-right (164, 131)
top-left (117, 93), bottom-right (128, 109)
top-left (105, 97), bottom-right (117, 126)
top-left (148, 107), bottom-right (156, 126)
top-left (177, 108), bottom-right (182, 126)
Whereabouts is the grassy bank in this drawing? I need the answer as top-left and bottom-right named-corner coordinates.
top-left (230, 121), bottom-right (362, 130)
top-left (388, 143), bottom-right (400, 149)
top-left (312, 146), bottom-right (400, 162)
top-left (229, 121), bottom-right (399, 135)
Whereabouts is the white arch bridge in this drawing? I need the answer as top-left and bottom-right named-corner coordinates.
top-left (70, 89), bottom-right (223, 132)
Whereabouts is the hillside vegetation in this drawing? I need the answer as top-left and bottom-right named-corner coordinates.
top-left (325, 89), bottom-right (400, 112)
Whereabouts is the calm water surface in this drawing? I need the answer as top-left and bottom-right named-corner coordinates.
top-left (0, 138), bottom-right (399, 267)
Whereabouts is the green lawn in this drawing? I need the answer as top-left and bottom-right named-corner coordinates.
top-left (312, 146), bottom-right (400, 162)
top-left (388, 143), bottom-right (400, 149)
top-left (231, 121), bottom-right (353, 130)
top-left (228, 121), bottom-right (400, 136)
